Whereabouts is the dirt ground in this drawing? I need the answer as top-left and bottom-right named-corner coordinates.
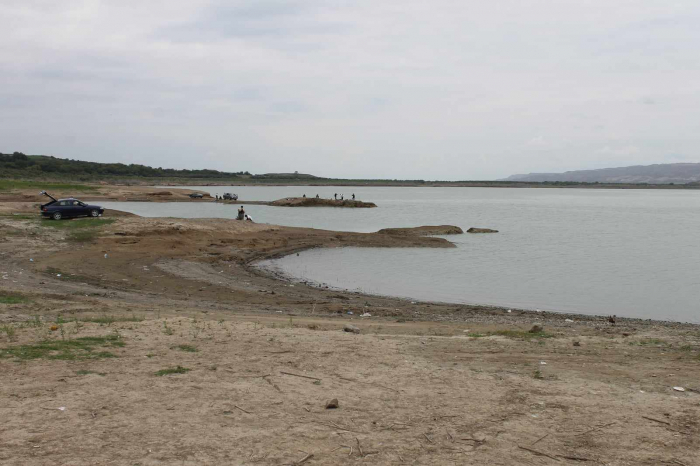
top-left (1, 201), bottom-right (699, 466)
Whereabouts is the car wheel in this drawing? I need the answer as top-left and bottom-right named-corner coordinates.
top-left (52, 212), bottom-right (62, 220)
top-left (90, 209), bottom-right (99, 217)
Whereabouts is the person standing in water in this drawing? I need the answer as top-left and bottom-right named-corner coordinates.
top-left (237, 206), bottom-right (245, 220)
top-left (334, 193), bottom-right (337, 200)
top-left (352, 193), bottom-right (355, 200)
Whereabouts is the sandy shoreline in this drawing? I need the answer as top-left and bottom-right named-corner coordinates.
top-left (1, 195), bottom-right (699, 465)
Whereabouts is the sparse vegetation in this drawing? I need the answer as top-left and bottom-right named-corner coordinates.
top-left (76, 369), bottom-right (106, 376)
top-left (163, 321), bottom-right (174, 336)
top-left (39, 218), bottom-right (115, 242)
top-left (155, 366), bottom-right (191, 376)
top-left (1, 335), bottom-right (123, 361)
top-left (81, 315), bottom-right (144, 325)
top-left (1, 324), bottom-right (17, 341)
top-left (0, 213), bottom-right (34, 219)
top-left (0, 292), bottom-right (29, 305)
top-left (174, 344), bottom-right (197, 352)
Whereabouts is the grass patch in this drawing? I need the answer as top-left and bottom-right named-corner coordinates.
top-left (1, 324), bottom-right (17, 340)
top-left (0, 180), bottom-right (97, 192)
top-left (1, 334), bottom-right (124, 361)
top-left (163, 321), bottom-right (174, 335)
top-left (39, 218), bottom-right (115, 242)
top-left (173, 344), bottom-right (197, 352)
top-left (0, 292), bottom-right (29, 305)
top-left (76, 369), bottom-right (106, 376)
top-left (81, 315), bottom-right (144, 325)
top-left (0, 213), bottom-right (35, 220)
top-left (155, 365), bottom-right (191, 376)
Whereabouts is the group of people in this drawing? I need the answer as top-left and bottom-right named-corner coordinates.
top-left (237, 206), bottom-right (253, 222)
top-left (301, 193), bottom-right (357, 201)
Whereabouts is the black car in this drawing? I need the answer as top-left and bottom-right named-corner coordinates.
top-left (40, 192), bottom-right (105, 220)
top-left (189, 193), bottom-right (204, 199)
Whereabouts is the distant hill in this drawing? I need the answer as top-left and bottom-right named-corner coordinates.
top-left (502, 163), bottom-right (700, 184)
top-left (0, 152), bottom-right (250, 179)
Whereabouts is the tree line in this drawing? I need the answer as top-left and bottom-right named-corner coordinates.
top-left (0, 152), bottom-right (250, 179)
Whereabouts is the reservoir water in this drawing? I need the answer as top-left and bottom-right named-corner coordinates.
top-left (98, 186), bottom-right (700, 323)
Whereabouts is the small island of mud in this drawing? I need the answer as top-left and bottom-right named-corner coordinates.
top-left (269, 197), bottom-right (377, 208)
top-left (378, 225), bottom-right (464, 236)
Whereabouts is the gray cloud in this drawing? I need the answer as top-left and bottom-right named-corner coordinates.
top-left (1, 0), bottom-right (699, 179)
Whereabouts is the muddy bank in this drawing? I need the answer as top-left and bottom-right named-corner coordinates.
top-left (0, 201), bottom-right (696, 329)
top-left (378, 225), bottom-right (464, 236)
top-left (1, 203), bottom-right (699, 466)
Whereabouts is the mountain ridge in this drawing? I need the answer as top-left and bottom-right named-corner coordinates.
top-left (502, 162), bottom-right (700, 184)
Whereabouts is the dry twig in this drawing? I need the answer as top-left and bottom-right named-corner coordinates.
top-left (558, 455), bottom-right (594, 462)
top-left (575, 422), bottom-right (617, 437)
top-left (642, 416), bottom-right (671, 426)
top-left (334, 375), bottom-right (400, 393)
top-left (292, 453), bottom-right (313, 465)
top-left (234, 405), bottom-right (252, 414)
top-left (531, 432), bottom-right (550, 445)
top-left (356, 438), bottom-right (364, 457)
top-left (263, 375), bottom-right (282, 392)
top-left (517, 445), bottom-right (561, 462)
top-left (313, 421), bottom-right (366, 434)
top-left (280, 371), bottom-right (322, 381)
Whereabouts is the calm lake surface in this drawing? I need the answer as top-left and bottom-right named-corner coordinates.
top-left (99, 186), bottom-right (700, 323)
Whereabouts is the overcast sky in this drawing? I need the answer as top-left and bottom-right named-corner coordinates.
top-left (2, 1), bottom-right (699, 180)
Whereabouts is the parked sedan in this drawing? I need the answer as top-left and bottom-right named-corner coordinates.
top-left (40, 192), bottom-right (105, 220)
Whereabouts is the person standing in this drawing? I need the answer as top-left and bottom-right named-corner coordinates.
top-left (334, 193), bottom-right (337, 200)
top-left (352, 193), bottom-right (355, 200)
top-left (237, 206), bottom-right (245, 220)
